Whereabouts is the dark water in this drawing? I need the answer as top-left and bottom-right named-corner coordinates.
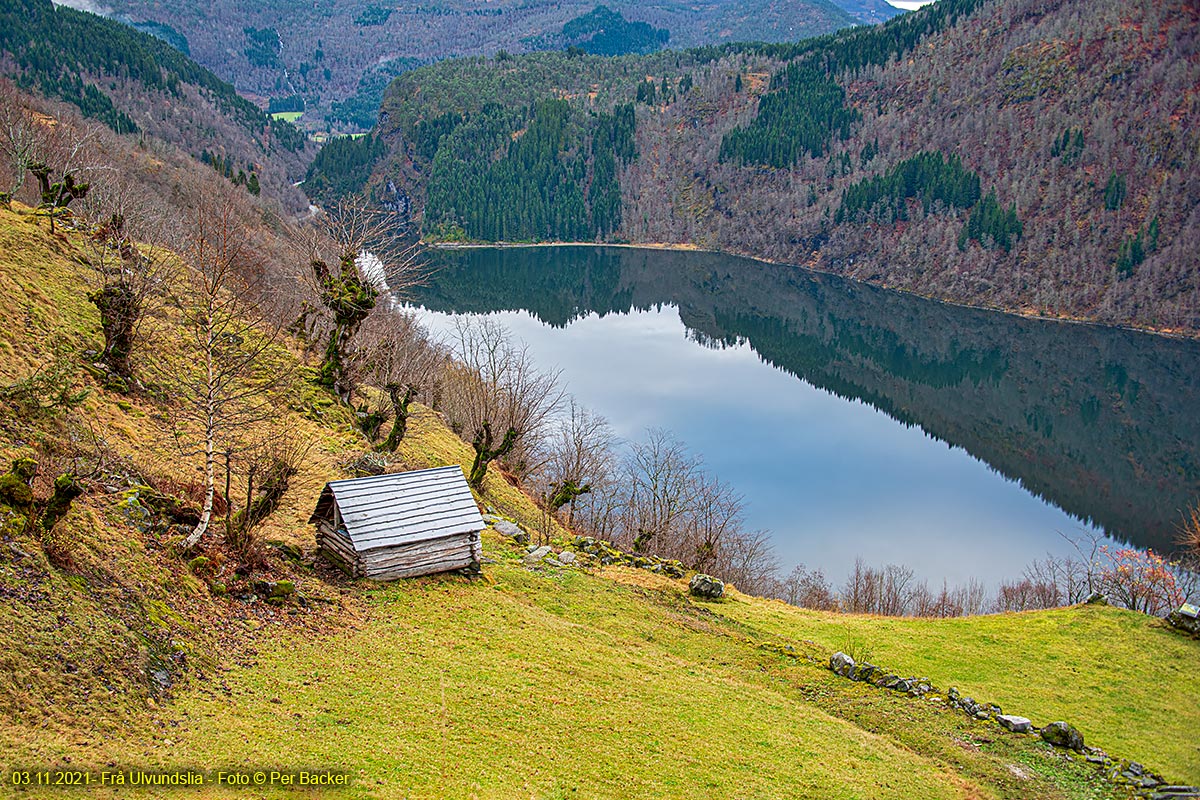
top-left (409, 246), bottom-right (1200, 585)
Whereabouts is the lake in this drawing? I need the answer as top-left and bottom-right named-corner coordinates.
top-left (408, 245), bottom-right (1200, 587)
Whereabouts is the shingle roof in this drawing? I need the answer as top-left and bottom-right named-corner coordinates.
top-left (308, 466), bottom-right (485, 553)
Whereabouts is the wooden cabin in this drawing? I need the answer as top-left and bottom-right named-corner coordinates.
top-left (309, 466), bottom-right (485, 580)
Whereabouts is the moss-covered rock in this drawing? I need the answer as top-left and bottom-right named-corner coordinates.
top-left (0, 457), bottom-right (37, 508)
top-left (137, 486), bottom-right (202, 526)
top-left (1041, 721), bottom-right (1085, 751)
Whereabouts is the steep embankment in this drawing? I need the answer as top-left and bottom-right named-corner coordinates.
top-left (370, 0), bottom-right (1200, 334)
top-left (1, 204), bottom-right (1198, 798)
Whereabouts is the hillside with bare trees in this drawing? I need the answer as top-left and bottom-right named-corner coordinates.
top-left (90, 0), bottom-right (864, 130)
top-left (368, 0), bottom-right (1200, 334)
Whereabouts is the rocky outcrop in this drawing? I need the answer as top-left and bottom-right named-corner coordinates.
top-left (571, 536), bottom-right (686, 578)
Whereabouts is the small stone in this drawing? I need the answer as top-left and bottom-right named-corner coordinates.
top-left (557, 551), bottom-right (576, 564)
top-left (997, 715), bottom-right (1032, 733)
top-left (1084, 592), bottom-right (1108, 605)
top-left (523, 545), bottom-right (552, 565)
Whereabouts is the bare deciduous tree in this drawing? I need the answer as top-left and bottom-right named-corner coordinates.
top-left (539, 400), bottom-right (616, 528)
top-left (349, 310), bottom-right (448, 451)
top-left (716, 529), bottom-right (777, 595)
top-left (1179, 502), bottom-right (1200, 560)
top-left (228, 432), bottom-right (313, 553)
top-left (776, 564), bottom-right (838, 610)
top-left (155, 199), bottom-right (292, 552)
top-left (0, 80), bottom-right (40, 205)
top-left (18, 112), bottom-right (102, 233)
top-left (76, 178), bottom-right (168, 391)
top-left (294, 198), bottom-right (423, 403)
top-left (440, 317), bottom-right (564, 488)
top-left (620, 428), bottom-right (700, 555)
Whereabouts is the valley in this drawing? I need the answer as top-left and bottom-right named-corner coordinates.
top-left (0, 0), bottom-right (1197, 797)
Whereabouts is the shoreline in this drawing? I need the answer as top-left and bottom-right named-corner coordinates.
top-left (425, 239), bottom-right (1200, 343)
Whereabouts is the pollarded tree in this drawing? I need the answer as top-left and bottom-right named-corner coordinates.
top-left (19, 112), bottom-right (100, 233)
top-left (296, 198), bottom-right (423, 404)
top-left (348, 309), bottom-right (449, 450)
top-left (76, 178), bottom-right (167, 391)
top-left (440, 318), bottom-right (564, 490)
top-left (227, 432), bottom-right (312, 554)
top-left (538, 400), bottom-right (615, 529)
top-left (620, 428), bottom-right (700, 555)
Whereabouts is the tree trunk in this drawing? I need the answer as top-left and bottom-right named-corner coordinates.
top-left (381, 384), bottom-right (418, 452)
top-left (183, 315), bottom-right (217, 552)
top-left (88, 284), bottom-right (138, 388)
top-left (468, 422), bottom-right (518, 489)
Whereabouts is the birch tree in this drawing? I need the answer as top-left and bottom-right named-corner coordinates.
top-left (158, 200), bottom-right (290, 552)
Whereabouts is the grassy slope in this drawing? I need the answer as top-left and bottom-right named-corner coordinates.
top-left (711, 587), bottom-right (1200, 781)
top-left (1, 205), bottom-right (1197, 798)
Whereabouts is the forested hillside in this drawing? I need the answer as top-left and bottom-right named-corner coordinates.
top-left (91, 0), bottom-right (860, 131)
top-left (369, 0), bottom-right (1200, 334)
top-left (0, 0), bottom-right (312, 210)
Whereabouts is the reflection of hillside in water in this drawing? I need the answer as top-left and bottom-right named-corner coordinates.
top-left (416, 246), bottom-right (1200, 553)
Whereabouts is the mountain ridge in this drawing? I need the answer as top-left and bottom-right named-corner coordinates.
top-left (87, 0), bottom-right (867, 130)
top-left (366, 0), bottom-right (1200, 334)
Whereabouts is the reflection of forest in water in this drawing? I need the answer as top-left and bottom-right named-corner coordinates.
top-left (415, 246), bottom-right (1200, 554)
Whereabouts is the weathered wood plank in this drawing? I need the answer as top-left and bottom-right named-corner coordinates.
top-left (317, 531), bottom-right (360, 570)
top-left (365, 544), bottom-right (474, 568)
top-left (359, 537), bottom-right (470, 570)
top-left (366, 554), bottom-right (475, 580)
top-left (317, 540), bottom-right (360, 577)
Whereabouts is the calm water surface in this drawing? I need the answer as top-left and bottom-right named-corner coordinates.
top-left (409, 246), bottom-right (1200, 586)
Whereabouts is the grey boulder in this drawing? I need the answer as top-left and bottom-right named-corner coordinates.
top-left (689, 573), bottom-right (725, 599)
